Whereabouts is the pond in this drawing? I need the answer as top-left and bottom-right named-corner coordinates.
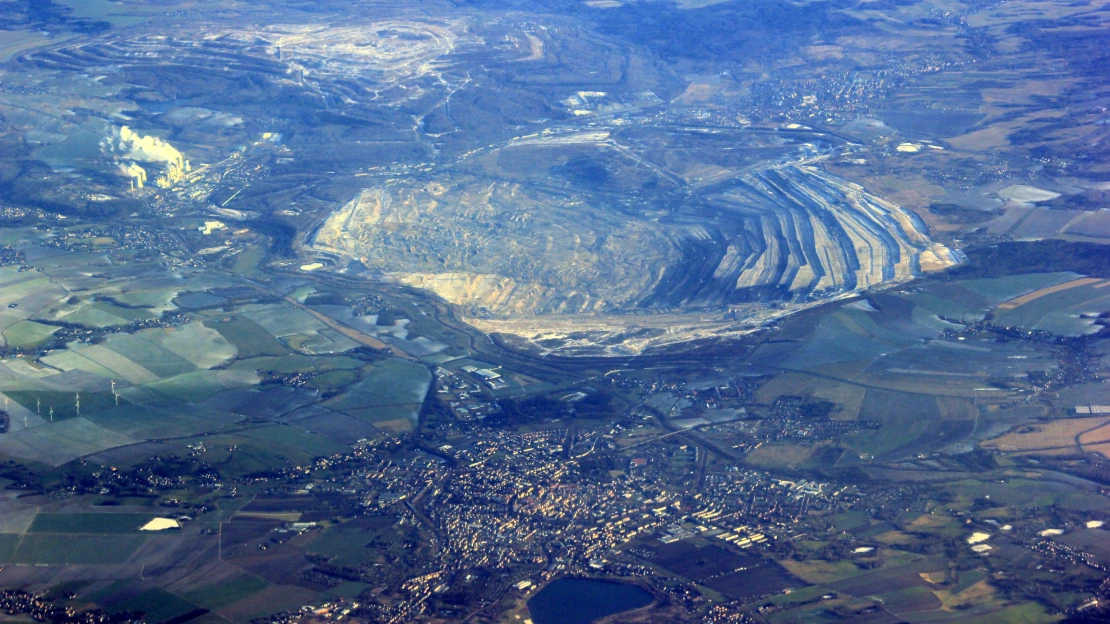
top-left (526, 578), bottom-right (653, 624)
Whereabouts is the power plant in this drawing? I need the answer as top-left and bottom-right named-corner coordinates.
top-left (106, 126), bottom-right (188, 190)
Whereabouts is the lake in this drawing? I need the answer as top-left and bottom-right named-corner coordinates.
top-left (526, 578), bottom-right (653, 624)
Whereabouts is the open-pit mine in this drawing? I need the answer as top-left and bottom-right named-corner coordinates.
top-left (312, 132), bottom-right (960, 355)
top-left (2, 0), bottom-right (1108, 622)
top-left (2, 9), bottom-right (972, 357)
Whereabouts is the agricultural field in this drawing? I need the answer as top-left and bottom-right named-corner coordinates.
top-left (306, 302), bottom-right (456, 359)
top-left (3, 321), bottom-right (59, 348)
top-left (11, 534), bottom-right (147, 565)
top-left (740, 273), bottom-right (1082, 463)
top-left (321, 359), bottom-right (432, 432)
top-left (0, 229), bottom-right (437, 470)
top-left (180, 574), bottom-right (270, 611)
top-left (986, 203), bottom-right (1110, 244)
top-left (646, 540), bottom-right (803, 600)
top-left (982, 417), bottom-right (1110, 454)
top-left (959, 273), bottom-right (1080, 305)
top-left (764, 543), bottom-right (1071, 624)
top-left (29, 512), bottom-right (156, 533)
top-left (1079, 421), bottom-right (1110, 459)
top-left (206, 316), bottom-right (290, 358)
top-left (105, 588), bottom-right (201, 624)
top-left (0, 494), bottom-right (322, 622)
top-left (990, 278), bottom-right (1110, 336)
top-left (0, 0), bottom-right (1107, 618)
top-left (743, 442), bottom-right (823, 471)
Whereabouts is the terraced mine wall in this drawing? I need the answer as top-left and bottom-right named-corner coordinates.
top-left (642, 165), bottom-right (956, 308)
top-left (313, 164), bottom-right (958, 319)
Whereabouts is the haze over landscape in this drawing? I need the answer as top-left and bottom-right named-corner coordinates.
top-left (0, 0), bottom-right (1107, 623)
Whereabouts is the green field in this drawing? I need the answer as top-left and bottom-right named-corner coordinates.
top-left (768, 604), bottom-right (841, 624)
top-left (992, 282), bottom-right (1110, 336)
top-left (311, 368), bottom-right (360, 391)
top-left (302, 514), bottom-right (412, 569)
top-left (104, 333), bottom-right (197, 378)
top-left (110, 289), bottom-right (179, 310)
top-left (147, 371), bottom-right (229, 402)
top-left (181, 574), bottom-right (269, 610)
top-left (942, 478), bottom-right (1109, 511)
top-left (960, 602), bottom-right (1060, 624)
top-left (0, 416), bottom-right (139, 466)
top-left (905, 291), bottom-right (985, 323)
top-left (0, 277), bottom-right (54, 304)
top-left (3, 320), bottom-right (59, 348)
top-left (59, 305), bottom-right (129, 328)
top-left (6, 390), bottom-right (124, 420)
top-left (109, 588), bottom-right (201, 623)
top-left (0, 533), bottom-right (19, 562)
top-left (841, 420), bottom-right (930, 458)
top-left (764, 584), bottom-right (829, 608)
top-left (232, 244), bottom-right (266, 277)
top-left (959, 273), bottom-right (1078, 304)
top-left (206, 316), bottom-right (288, 358)
top-left (159, 322), bottom-right (238, 369)
top-left (12, 534), bottom-right (146, 564)
top-left (325, 581), bottom-right (370, 599)
top-left (87, 403), bottom-right (241, 439)
top-left (40, 349), bottom-right (138, 383)
top-left (214, 585), bottom-right (317, 622)
top-left (229, 354), bottom-right (363, 375)
top-left (830, 511), bottom-right (869, 531)
top-left (323, 359), bottom-right (431, 410)
top-left (341, 404), bottom-right (420, 431)
top-left (30, 512), bottom-right (155, 533)
top-left (243, 305), bottom-right (327, 338)
top-left (93, 301), bottom-right (158, 323)
top-left (171, 433), bottom-right (298, 479)
top-left (951, 570), bottom-right (987, 594)
top-left (872, 585), bottom-right (941, 613)
top-left (304, 525), bottom-right (374, 566)
top-left (239, 425), bottom-right (346, 462)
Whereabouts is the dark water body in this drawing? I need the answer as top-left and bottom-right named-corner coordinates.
top-left (527, 578), bottom-right (653, 624)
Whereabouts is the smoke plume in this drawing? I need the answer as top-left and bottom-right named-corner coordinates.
top-left (118, 162), bottom-right (147, 188)
top-left (109, 126), bottom-right (185, 170)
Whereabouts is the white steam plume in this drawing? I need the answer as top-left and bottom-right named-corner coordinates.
top-left (119, 162), bottom-right (147, 188)
top-left (111, 126), bottom-right (184, 170)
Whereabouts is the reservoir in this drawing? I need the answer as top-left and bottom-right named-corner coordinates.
top-left (526, 578), bottom-right (653, 624)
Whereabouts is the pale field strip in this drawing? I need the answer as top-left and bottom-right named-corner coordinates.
top-left (72, 345), bottom-right (160, 385)
top-left (515, 33), bottom-right (544, 62)
top-left (233, 511), bottom-right (302, 521)
top-left (981, 416), bottom-right (1110, 451)
top-left (40, 350), bottom-right (125, 382)
top-left (1078, 422), bottom-right (1110, 446)
top-left (995, 277), bottom-right (1104, 310)
top-left (1085, 443), bottom-right (1110, 460)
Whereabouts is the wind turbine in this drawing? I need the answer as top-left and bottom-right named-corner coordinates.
top-left (111, 380), bottom-right (119, 406)
top-left (75, 392), bottom-right (81, 418)
top-left (49, 406), bottom-right (54, 422)
top-left (36, 398), bottom-right (40, 414)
